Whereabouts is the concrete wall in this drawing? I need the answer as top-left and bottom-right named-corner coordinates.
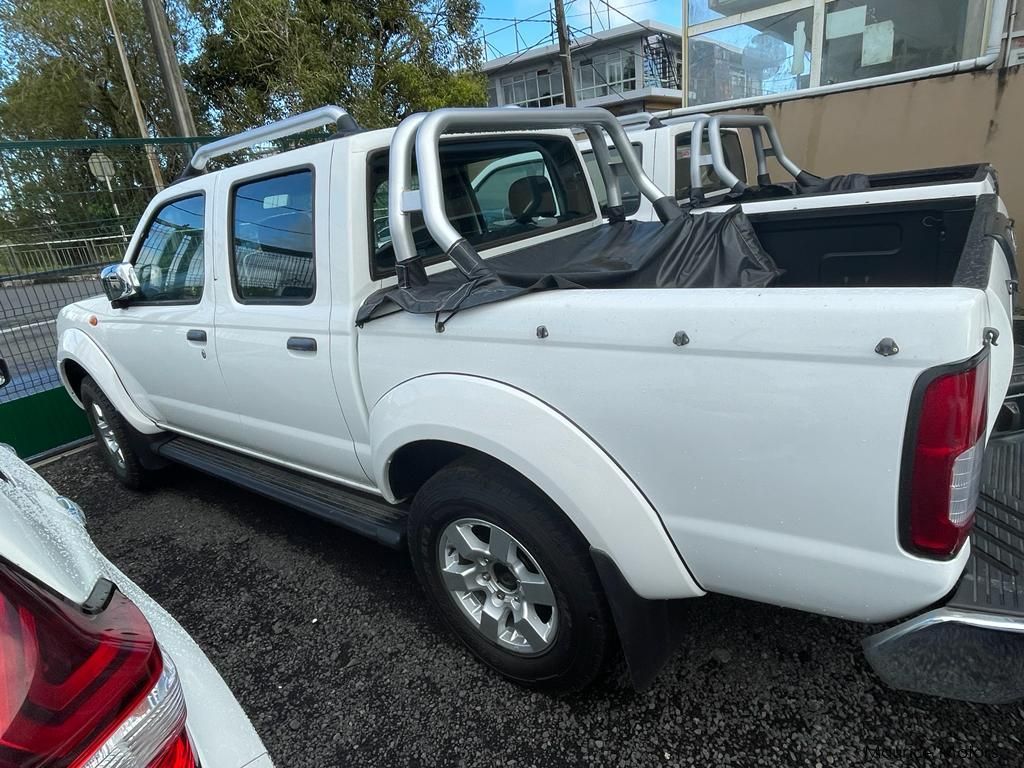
top-left (719, 66), bottom-right (1024, 272)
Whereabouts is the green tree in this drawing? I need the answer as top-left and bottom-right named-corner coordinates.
top-left (0, 0), bottom-right (199, 244)
top-left (188, 0), bottom-right (487, 131)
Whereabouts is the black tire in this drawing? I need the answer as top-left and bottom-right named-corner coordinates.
top-left (80, 376), bottom-right (150, 490)
top-left (408, 456), bottom-right (613, 693)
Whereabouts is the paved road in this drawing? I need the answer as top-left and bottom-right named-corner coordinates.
top-left (0, 279), bottom-right (101, 400)
top-left (37, 450), bottom-right (1023, 768)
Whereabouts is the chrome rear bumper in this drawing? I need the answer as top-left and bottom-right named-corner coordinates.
top-left (864, 434), bottom-right (1024, 704)
top-left (863, 607), bottom-right (1024, 704)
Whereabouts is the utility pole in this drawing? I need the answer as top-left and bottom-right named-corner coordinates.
top-left (141, 0), bottom-right (198, 158)
top-left (554, 0), bottom-right (576, 107)
top-left (680, 0), bottom-right (689, 107)
top-left (103, 0), bottom-right (165, 191)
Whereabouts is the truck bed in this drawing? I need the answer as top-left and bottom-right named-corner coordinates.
top-left (361, 191), bottom-right (1006, 325)
top-left (950, 433), bottom-right (1024, 616)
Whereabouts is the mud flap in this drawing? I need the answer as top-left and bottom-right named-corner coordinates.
top-left (590, 548), bottom-right (690, 690)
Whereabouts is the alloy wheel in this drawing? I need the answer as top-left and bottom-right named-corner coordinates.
top-left (437, 518), bottom-right (558, 655)
top-left (91, 402), bottom-right (126, 470)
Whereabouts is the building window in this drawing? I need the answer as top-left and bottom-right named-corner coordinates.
top-left (499, 69), bottom-right (565, 107)
top-left (574, 49), bottom-right (638, 100)
top-left (685, 0), bottom-right (998, 106)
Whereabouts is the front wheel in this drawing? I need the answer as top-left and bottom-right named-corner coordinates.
top-left (408, 457), bottom-right (614, 693)
top-left (80, 377), bottom-right (150, 490)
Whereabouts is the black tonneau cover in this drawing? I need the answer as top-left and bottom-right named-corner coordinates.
top-left (357, 207), bottom-right (781, 324)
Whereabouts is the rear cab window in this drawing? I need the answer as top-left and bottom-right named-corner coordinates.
top-left (581, 144), bottom-right (643, 217)
top-left (674, 131), bottom-right (745, 201)
top-left (368, 135), bottom-right (595, 279)
top-left (230, 169), bottom-right (315, 304)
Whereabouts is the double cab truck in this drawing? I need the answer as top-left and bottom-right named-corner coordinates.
top-left (57, 105), bottom-right (1023, 701)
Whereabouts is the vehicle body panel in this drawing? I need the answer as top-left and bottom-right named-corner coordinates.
top-left (358, 285), bottom-right (999, 621)
top-left (57, 319), bottom-right (162, 434)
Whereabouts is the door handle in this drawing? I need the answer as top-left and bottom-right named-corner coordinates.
top-left (287, 336), bottom-right (317, 352)
top-left (186, 329), bottom-right (207, 343)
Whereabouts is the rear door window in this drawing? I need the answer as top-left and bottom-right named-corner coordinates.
top-left (368, 136), bottom-right (595, 279)
top-left (674, 132), bottom-right (745, 200)
top-left (231, 169), bottom-right (315, 303)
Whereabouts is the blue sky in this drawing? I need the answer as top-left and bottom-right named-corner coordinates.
top-left (478, 0), bottom-right (685, 60)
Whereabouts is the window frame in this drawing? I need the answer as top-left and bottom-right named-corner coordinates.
top-left (365, 135), bottom-right (599, 281)
top-left (127, 191), bottom-right (207, 307)
top-left (227, 163), bottom-right (317, 306)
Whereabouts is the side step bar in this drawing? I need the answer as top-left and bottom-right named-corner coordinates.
top-left (156, 436), bottom-right (407, 548)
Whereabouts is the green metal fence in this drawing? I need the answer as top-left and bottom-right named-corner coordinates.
top-left (0, 132), bottom-right (329, 459)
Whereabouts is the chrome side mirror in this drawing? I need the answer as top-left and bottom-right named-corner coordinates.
top-left (100, 263), bottom-right (140, 307)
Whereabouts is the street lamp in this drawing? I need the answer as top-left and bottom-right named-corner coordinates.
top-left (88, 152), bottom-right (127, 242)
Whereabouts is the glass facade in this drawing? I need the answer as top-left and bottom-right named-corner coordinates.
top-left (686, 0), bottom-right (996, 105)
top-left (689, 7), bottom-right (813, 104)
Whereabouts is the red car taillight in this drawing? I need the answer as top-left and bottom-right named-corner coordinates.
top-left (903, 352), bottom-right (989, 558)
top-left (0, 559), bottom-right (197, 768)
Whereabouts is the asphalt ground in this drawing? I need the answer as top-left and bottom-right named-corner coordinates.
top-left (38, 448), bottom-right (1024, 768)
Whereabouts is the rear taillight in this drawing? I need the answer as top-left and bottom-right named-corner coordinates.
top-left (903, 353), bottom-right (989, 557)
top-left (0, 559), bottom-right (197, 768)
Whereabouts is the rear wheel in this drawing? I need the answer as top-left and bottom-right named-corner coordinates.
top-left (408, 457), bottom-right (613, 693)
top-left (80, 377), bottom-right (150, 490)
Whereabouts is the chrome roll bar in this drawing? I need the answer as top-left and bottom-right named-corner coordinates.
top-left (387, 113), bottom-right (426, 274)
top-left (391, 107), bottom-right (680, 272)
top-left (686, 113), bottom-right (808, 204)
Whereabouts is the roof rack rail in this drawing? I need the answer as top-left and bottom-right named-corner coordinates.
top-left (176, 105), bottom-right (357, 181)
top-left (616, 112), bottom-right (654, 129)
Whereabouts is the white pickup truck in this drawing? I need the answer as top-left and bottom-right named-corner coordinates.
top-left (57, 106), bottom-right (1023, 701)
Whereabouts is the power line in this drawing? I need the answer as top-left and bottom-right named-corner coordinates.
top-left (567, 27), bottom-right (628, 101)
top-left (595, 0), bottom-right (662, 35)
top-left (484, 29), bottom-right (563, 73)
